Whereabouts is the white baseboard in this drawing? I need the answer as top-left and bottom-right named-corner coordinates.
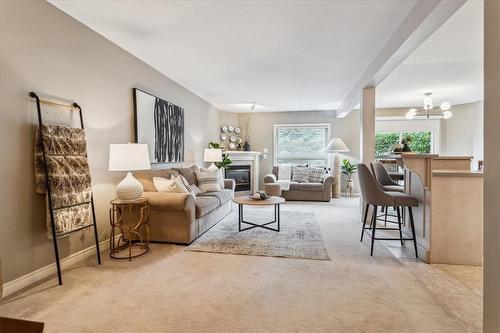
top-left (2, 237), bottom-right (111, 298)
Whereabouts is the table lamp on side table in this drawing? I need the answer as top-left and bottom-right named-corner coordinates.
top-left (203, 148), bottom-right (222, 169)
top-left (109, 143), bottom-right (151, 201)
top-left (325, 138), bottom-right (349, 199)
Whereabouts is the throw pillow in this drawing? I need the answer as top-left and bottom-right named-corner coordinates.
top-left (177, 174), bottom-right (200, 197)
top-left (202, 164), bottom-right (225, 189)
top-left (170, 174), bottom-right (190, 194)
top-left (153, 177), bottom-right (181, 193)
top-left (291, 167), bottom-right (309, 183)
top-left (308, 167), bottom-right (326, 183)
top-left (195, 170), bottom-right (221, 192)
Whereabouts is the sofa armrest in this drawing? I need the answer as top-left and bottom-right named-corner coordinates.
top-left (224, 178), bottom-right (236, 191)
top-left (142, 192), bottom-right (194, 211)
top-left (264, 173), bottom-right (277, 183)
top-left (323, 175), bottom-right (336, 187)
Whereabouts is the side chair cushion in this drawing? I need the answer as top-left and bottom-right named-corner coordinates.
top-left (386, 191), bottom-right (418, 207)
top-left (383, 185), bottom-right (404, 193)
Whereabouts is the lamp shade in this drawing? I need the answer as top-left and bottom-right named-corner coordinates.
top-left (203, 148), bottom-right (223, 162)
top-left (325, 138), bottom-right (349, 153)
top-left (109, 144), bottom-right (151, 171)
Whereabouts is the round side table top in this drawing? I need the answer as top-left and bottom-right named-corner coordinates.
top-left (110, 197), bottom-right (149, 205)
top-left (232, 196), bottom-right (285, 206)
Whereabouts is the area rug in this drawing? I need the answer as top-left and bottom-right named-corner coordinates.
top-left (186, 209), bottom-right (330, 260)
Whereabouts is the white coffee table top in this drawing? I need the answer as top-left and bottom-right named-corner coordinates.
top-left (232, 196), bottom-right (285, 206)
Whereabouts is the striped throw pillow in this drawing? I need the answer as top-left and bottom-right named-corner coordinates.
top-left (291, 167), bottom-right (309, 183)
top-left (194, 170), bottom-right (221, 193)
top-left (308, 167), bottom-right (326, 183)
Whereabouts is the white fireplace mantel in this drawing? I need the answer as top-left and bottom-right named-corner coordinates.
top-left (224, 151), bottom-right (262, 195)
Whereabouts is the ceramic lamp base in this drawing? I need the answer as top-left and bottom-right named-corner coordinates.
top-left (116, 172), bottom-right (143, 201)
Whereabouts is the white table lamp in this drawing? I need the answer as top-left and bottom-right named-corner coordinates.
top-left (109, 143), bottom-right (151, 201)
top-left (203, 148), bottom-right (222, 168)
top-left (325, 138), bottom-right (349, 198)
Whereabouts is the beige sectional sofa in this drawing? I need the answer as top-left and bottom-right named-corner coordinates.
top-left (135, 166), bottom-right (235, 244)
top-left (264, 166), bottom-right (335, 202)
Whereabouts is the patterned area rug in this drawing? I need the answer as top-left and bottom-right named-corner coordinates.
top-left (186, 209), bottom-right (330, 260)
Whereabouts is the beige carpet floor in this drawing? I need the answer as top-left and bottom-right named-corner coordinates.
top-left (0, 198), bottom-right (482, 333)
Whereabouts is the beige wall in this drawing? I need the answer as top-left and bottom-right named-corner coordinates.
top-left (0, 0), bottom-right (220, 283)
top-left (484, 0), bottom-right (500, 330)
top-left (221, 111), bottom-right (361, 192)
top-left (219, 111), bottom-right (239, 130)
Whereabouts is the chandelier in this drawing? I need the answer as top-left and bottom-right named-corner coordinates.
top-left (405, 93), bottom-right (452, 120)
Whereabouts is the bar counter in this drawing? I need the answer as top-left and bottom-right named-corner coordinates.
top-left (398, 154), bottom-right (483, 265)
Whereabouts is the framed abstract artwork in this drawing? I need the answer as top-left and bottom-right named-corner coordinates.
top-left (133, 88), bottom-right (184, 163)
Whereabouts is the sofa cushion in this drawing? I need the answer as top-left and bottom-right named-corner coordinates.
top-left (174, 165), bottom-right (199, 185)
top-left (135, 169), bottom-right (178, 192)
top-left (291, 167), bottom-right (309, 183)
top-left (195, 196), bottom-right (220, 218)
top-left (198, 189), bottom-right (232, 205)
top-left (195, 170), bottom-right (221, 192)
top-left (308, 167), bottom-right (326, 183)
top-left (289, 182), bottom-right (324, 192)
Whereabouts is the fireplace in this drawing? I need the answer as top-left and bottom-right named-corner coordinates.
top-left (225, 164), bottom-right (251, 192)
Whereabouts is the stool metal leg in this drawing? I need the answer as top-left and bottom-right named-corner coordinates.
top-left (360, 203), bottom-right (369, 242)
top-left (370, 205), bottom-right (378, 256)
top-left (396, 207), bottom-right (403, 246)
top-left (408, 207), bottom-right (419, 259)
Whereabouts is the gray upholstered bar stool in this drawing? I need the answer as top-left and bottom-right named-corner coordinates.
top-left (371, 161), bottom-right (404, 225)
top-left (370, 161), bottom-right (404, 192)
top-left (357, 164), bottom-right (419, 258)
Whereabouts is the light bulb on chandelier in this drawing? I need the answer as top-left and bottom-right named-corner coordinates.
top-left (406, 93), bottom-right (453, 120)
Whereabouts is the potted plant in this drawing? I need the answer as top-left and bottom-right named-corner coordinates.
top-left (341, 159), bottom-right (357, 197)
top-left (209, 142), bottom-right (232, 169)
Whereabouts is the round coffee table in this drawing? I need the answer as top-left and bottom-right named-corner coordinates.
top-left (232, 196), bottom-right (285, 232)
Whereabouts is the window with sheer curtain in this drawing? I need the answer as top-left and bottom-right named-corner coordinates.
top-left (274, 124), bottom-right (330, 166)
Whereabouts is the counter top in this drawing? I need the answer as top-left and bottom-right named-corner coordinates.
top-left (433, 169), bottom-right (483, 177)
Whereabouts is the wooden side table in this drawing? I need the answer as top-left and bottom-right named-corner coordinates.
top-left (109, 197), bottom-right (150, 260)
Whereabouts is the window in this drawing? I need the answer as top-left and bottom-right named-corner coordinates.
top-left (375, 131), bottom-right (432, 158)
top-left (274, 124), bottom-right (330, 166)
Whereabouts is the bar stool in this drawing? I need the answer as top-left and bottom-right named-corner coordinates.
top-left (371, 161), bottom-right (404, 225)
top-left (370, 161), bottom-right (404, 192)
top-left (358, 164), bottom-right (419, 258)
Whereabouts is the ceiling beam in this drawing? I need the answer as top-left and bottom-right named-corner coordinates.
top-left (336, 0), bottom-right (467, 118)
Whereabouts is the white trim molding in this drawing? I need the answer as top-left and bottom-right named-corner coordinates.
top-left (1, 237), bottom-right (112, 298)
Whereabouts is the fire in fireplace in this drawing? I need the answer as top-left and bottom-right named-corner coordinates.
top-left (225, 165), bottom-right (251, 192)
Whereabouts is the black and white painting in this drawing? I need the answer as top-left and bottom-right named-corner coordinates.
top-left (134, 88), bottom-right (184, 163)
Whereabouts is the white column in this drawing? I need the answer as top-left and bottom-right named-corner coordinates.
top-left (360, 87), bottom-right (376, 164)
top-left (484, 1), bottom-right (500, 331)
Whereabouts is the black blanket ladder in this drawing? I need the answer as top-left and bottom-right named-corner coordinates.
top-left (29, 91), bottom-right (101, 285)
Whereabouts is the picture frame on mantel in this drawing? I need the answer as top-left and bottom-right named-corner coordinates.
top-left (133, 88), bottom-right (184, 163)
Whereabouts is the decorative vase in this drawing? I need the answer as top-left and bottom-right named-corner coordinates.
top-left (243, 141), bottom-right (251, 151)
top-left (346, 179), bottom-right (354, 197)
top-left (116, 172), bottom-right (144, 201)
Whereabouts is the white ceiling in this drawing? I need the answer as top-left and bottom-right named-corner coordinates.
top-left (49, 0), bottom-right (418, 112)
top-left (48, 0), bottom-right (481, 113)
top-left (376, 0), bottom-right (483, 109)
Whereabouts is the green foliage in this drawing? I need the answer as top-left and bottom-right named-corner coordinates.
top-left (403, 132), bottom-right (431, 154)
top-left (341, 159), bottom-right (357, 180)
top-left (215, 155), bottom-right (232, 169)
top-left (209, 142), bottom-right (221, 149)
top-left (375, 132), bottom-right (399, 157)
top-left (375, 131), bottom-right (431, 156)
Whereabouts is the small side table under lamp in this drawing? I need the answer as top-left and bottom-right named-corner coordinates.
top-left (325, 138), bottom-right (349, 199)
